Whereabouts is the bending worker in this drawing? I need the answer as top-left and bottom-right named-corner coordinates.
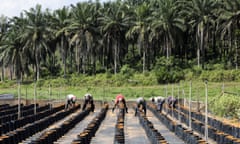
top-left (82, 93), bottom-right (95, 112)
top-left (65, 94), bottom-right (76, 109)
top-left (167, 96), bottom-right (177, 109)
top-left (151, 96), bottom-right (165, 113)
top-left (112, 94), bottom-right (128, 113)
top-left (135, 97), bottom-right (147, 116)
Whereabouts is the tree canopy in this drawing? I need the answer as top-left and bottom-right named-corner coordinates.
top-left (0, 0), bottom-right (240, 82)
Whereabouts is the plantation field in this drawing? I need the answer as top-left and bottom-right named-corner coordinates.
top-left (0, 100), bottom-right (239, 144)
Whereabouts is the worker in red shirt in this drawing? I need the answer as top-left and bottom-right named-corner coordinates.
top-left (112, 94), bottom-right (128, 113)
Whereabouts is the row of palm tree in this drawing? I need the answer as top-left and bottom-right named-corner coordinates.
top-left (0, 0), bottom-right (240, 81)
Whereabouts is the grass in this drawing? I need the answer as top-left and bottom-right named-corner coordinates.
top-left (1, 79), bottom-right (240, 118)
top-left (0, 80), bottom-right (239, 102)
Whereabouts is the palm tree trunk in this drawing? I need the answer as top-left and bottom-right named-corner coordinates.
top-left (36, 55), bottom-right (40, 81)
top-left (1, 61), bottom-right (4, 81)
top-left (200, 26), bottom-right (204, 69)
top-left (61, 36), bottom-right (66, 78)
top-left (143, 51), bottom-right (146, 74)
top-left (75, 41), bottom-right (80, 74)
top-left (11, 65), bottom-right (13, 80)
top-left (166, 35), bottom-right (169, 59)
top-left (235, 38), bottom-right (238, 70)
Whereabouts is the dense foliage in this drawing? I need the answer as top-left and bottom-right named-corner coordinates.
top-left (0, 0), bottom-right (240, 83)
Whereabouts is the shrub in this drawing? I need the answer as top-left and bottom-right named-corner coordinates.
top-left (154, 57), bottom-right (184, 83)
top-left (211, 93), bottom-right (240, 119)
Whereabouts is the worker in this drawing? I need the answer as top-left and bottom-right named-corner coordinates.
top-left (112, 94), bottom-right (128, 113)
top-left (82, 93), bottom-right (95, 112)
top-left (167, 96), bottom-right (177, 108)
top-left (65, 94), bottom-right (76, 109)
top-left (151, 96), bottom-right (165, 112)
top-left (135, 97), bottom-right (147, 116)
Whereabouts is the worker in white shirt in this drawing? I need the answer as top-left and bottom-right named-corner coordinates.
top-left (82, 93), bottom-right (95, 112)
top-left (135, 97), bottom-right (147, 116)
top-left (65, 94), bottom-right (76, 109)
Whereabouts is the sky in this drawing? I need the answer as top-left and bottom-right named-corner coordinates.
top-left (0, 0), bottom-right (108, 18)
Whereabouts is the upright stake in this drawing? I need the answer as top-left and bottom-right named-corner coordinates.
top-left (49, 84), bottom-right (52, 110)
top-left (171, 84), bottom-right (174, 118)
top-left (205, 80), bottom-right (208, 141)
top-left (25, 86), bottom-right (27, 105)
top-left (18, 81), bottom-right (21, 119)
top-left (165, 84), bottom-right (168, 97)
top-left (222, 82), bottom-right (225, 94)
top-left (182, 89), bottom-right (186, 107)
top-left (189, 81), bottom-right (192, 130)
top-left (34, 82), bottom-right (37, 115)
top-left (178, 83), bottom-right (180, 123)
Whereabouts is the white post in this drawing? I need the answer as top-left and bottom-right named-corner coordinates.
top-left (189, 81), bottom-right (192, 130)
top-left (18, 81), bottom-right (21, 119)
top-left (49, 84), bottom-right (52, 110)
top-left (34, 82), bottom-right (37, 115)
top-left (165, 84), bottom-right (168, 97)
top-left (178, 83), bottom-right (180, 123)
top-left (171, 84), bottom-right (174, 118)
top-left (222, 82), bottom-right (225, 94)
top-left (182, 89), bottom-right (186, 107)
top-left (205, 81), bottom-right (208, 141)
top-left (25, 86), bottom-right (27, 105)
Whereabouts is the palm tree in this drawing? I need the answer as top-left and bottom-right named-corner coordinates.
top-left (126, 2), bottom-right (151, 73)
top-left (22, 4), bottom-right (52, 81)
top-left (185, 0), bottom-right (218, 69)
top-left (99, 1), bottom-right (131, 74)
top-left (53, 6), bottom-right (71, 77)
top-left (0, 15), bottom-right (29, 81)
top-left (150, 0), bottom-right (185, 60)
top-left (69, 2), bottom-right (99, 74)
top-left (218, 0), bottom-right (240, 69)
top-left (0, 15), bottom-right (8, 81)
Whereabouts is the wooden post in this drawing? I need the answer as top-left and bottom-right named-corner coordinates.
top-left (182, 89), bottom-right (186, 107)
top-left (49, 84), bottom-right (52, 110)
top-left (25, 86), bottom-right (27, 105)
top-left (178, 83), bottom-right (180, 123)
top-left (189, 81), bottom-right (192, 130)
top-left (34, 82), bottom-right (37, 115)
top-left (171, 84), bottom-right (174, 118)
top-left (18, 81), bottom-right (21, 119)
top-left (205, 80), bottom-right (208, 141)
